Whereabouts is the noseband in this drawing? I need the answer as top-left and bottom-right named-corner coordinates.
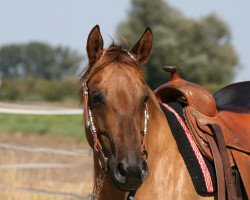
top-left (82, 49), bottom-right (149, 199)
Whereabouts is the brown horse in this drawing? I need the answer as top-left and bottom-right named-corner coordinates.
top-left (80, 25), bottom-right (214, 200)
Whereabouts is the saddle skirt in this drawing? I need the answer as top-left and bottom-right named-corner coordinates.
top-left (154, 66), bottom-right (250, 199)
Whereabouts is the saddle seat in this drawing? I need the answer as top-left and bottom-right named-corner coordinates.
top-left (214, 81), bottom-right (250, 113)
top-left (154, 66), bottom-right (250, 199)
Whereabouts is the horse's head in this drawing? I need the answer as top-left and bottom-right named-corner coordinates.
top-left (81, 25), bottom-right (153, 191)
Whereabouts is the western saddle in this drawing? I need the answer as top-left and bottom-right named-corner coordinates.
top-left (154, 66), bottom-right (250, 200)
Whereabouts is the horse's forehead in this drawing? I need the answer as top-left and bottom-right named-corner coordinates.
top-left (92, 64), bottom-right (145, 92)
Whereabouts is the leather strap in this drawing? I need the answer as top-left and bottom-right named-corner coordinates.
top-left (209, 124), bottom-right (240, 200)
top-left (205, 133), bottom-right (226, 200)
top-left (82, 82), bottom-right (89, 127)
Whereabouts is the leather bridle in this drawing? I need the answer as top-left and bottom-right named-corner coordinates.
top-left (82, 49), bottom-right (149, 200)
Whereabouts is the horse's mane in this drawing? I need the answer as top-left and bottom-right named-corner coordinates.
top-left (80, 44), bottom-right (141, 82)
top-left (79, 44), bottom-right (143, 99)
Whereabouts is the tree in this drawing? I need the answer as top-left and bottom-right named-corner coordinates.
top-left (0, 42), bottom-right (82, 80)
top-left (117, 0), bottom-right (239, 89)
top-left (0, 44), bottom-right (24, 79)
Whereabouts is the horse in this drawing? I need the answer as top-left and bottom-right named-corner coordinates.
top-left (80, 25), bottom-right (215, 200)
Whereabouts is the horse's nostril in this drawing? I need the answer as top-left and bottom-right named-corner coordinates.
top-left (117, 160), bottom-right (147, 181)
top-left (142, 160), bottom-right (148, 171)
top-left (117, 162), bottom-right (127, 177)
top-left (141, 160), bottom-right (148, 181)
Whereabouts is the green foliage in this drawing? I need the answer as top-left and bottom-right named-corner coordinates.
top-left (0, 113), bottom-right (85, 140)
top-left (117, 0), bottom-right (239, 88)
top-left (0, 77), bottom-right (79, 102)
top-left (0, 42), bottom-right (83, 80)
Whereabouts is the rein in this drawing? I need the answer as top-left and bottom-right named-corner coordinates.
top-left (82, 49), bottom-right (149, 200)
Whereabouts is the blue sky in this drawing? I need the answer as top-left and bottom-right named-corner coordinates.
top-left (0, 0), bottom-right (249, 82)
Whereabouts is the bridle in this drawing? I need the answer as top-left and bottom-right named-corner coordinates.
top-left (81, 49), bottom-right (149, 200)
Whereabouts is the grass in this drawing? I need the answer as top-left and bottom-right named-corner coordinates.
top-left (0, 114), bottom-right (86, 141)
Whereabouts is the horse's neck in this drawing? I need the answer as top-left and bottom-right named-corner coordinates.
top-left (135, 99), bottom-right (214, 200)
top-left (93, 156), bottom-right (127, 200)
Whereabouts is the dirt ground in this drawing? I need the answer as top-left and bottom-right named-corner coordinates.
top-left (0, 132), bottom-right (94, 200)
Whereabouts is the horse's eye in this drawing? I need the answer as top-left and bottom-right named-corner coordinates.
top-left (143, 94), bottom-right (149, 103)
top-left (91, 92), bottom-right (104, 105)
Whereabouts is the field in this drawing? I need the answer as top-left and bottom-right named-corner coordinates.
top-left (0, 114), bottom-right (85, 141)
top-left (0, 112), bottom-right (93, 200)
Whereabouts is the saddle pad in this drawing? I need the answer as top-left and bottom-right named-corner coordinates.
top-left (160, 102), bottom-right (216, 195)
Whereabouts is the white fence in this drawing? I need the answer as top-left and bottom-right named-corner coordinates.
top-left (0, 103), bottom-right (90, 199)
top-left (0, 107), bottom-right (82, 115)
top-left (0, 143), bottom-right (92, 199)
top-left (0, 102), bottom-right (82, 115)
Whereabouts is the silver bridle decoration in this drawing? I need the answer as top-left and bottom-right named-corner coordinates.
top-left (123, 49), bottom-right (136, 61)
top-left (98, 48), bottom-right (136, 62)
top-left (88, 107), bottom-right (97, 135)
top-left (142, 105), bottom-right (149, 135)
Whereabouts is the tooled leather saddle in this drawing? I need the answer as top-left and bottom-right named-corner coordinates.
top-left (155, 66), bottom-right (250, 200)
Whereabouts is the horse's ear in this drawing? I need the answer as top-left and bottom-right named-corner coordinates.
top-left (131, 27), bottom-right (153, 65)
top-left (86, 25), bottom-right (104, 66)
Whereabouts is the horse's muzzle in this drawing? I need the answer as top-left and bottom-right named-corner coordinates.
top-left (112, 159), bottom-right (148, 190)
